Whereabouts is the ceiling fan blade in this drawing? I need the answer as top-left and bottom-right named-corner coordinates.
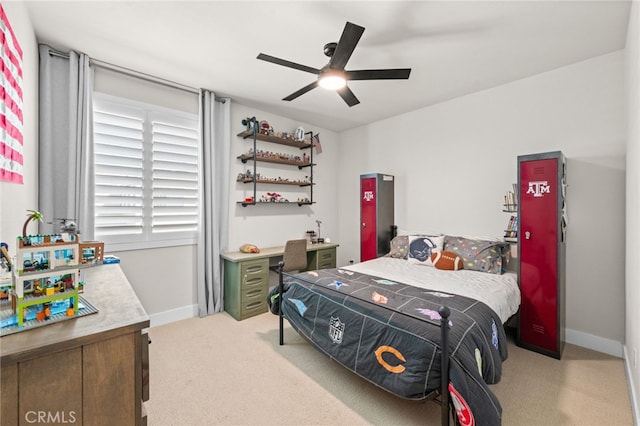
top-left (346, 68), bottom-right (412, 80)
top-left (329, 22), bottom-right (365, 70)
top-left (283, 81), bottom-right (319, 101)
top-left (257, 53), bottom-right (321, 75)
top-left (337, 85), bottom-right (360, 107)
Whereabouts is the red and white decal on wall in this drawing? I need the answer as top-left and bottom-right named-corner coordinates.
top-left (526, 180), bottom-right (550, 197)
top-left (0, 4), bottom-right (23, 184)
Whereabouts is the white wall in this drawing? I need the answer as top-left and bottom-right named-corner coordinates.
top-left (338, 52), bottom-right (626, 355)
top-left (111, 244), bottom-right (198, 324)
top-left (625, 0), bottom-right (640, 421)
top-left (0, 4), bottom-right (38, 249)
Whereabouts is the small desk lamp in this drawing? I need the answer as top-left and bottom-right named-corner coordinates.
top-left (316, 220), bottom-right (324, 243)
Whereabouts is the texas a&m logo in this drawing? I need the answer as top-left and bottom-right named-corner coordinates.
top-left (526, 181), bottom-right (551, 197)
top-left (363, 190), bottom-right (374, 202)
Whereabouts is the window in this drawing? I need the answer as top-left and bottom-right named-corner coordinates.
top-left (92, 93), bottom-right (200, 250)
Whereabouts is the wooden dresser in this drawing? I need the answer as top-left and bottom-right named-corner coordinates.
top-left (1, 264), bottom-right (150, 426)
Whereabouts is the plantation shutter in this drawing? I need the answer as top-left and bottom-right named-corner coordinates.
top-left (151, 114), bottom-right (199, 234)
top-left (92, 94), bottom-right (199, 248)
top-left (93, 104), bottom-right (145, 239)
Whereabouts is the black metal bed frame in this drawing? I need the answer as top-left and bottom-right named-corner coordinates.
top-left (276, 262), bottom-right (453, 426)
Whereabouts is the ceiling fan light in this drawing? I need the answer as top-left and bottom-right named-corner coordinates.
top-left (318, 73), bottom-right (346, 90)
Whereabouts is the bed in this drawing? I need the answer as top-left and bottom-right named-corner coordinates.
top-left (269, 234), bottom-right (520, 426)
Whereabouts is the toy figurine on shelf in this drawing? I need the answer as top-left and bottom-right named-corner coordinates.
top-left (258, 192), bottom-right (290, 203)
top-left (259, 120), bottom-right (275, 136)
top-left (238, 169), bottom-right (260, 182)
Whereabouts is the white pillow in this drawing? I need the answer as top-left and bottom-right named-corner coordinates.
top-left (407, 235), bottom-right (445, 267)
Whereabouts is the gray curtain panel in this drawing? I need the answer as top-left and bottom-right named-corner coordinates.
top-left (38, 44), bottom-right (95, 238)
top-left (197, 90), bottom-right (231, 316)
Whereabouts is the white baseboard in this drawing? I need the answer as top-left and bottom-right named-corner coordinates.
top-left (623, 345), bottom-right (640, 426)
top-left (565, 327), bottom-right (623, 358)
top-left (149, 304), bottom-right (198, 328)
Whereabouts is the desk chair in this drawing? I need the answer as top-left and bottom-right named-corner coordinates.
top-left (274, 239), bottom-right (308, 273)
top-left (273, 239), bottom-right (308, 344)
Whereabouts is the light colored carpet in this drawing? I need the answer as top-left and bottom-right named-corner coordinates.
top-left (144, 312), bottom-right (633, 426)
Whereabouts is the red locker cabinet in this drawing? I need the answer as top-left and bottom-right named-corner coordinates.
top-left (517, 151), bottom-right (567, 359)
top-left (360, 173), bottom-right (395, 262)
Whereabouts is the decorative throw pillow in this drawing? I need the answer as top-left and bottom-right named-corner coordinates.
top-left (387, 235), bottom-right (409, 259)
top-left (407, 235), bottom-right (445, 266)
top-left (431, 250), bottom-right (463, 271)
top-left (443, 236), bottom-right (509, 274)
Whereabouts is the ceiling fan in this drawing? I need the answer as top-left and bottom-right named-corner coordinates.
top-left (257, 21), bottom-right (411, 107)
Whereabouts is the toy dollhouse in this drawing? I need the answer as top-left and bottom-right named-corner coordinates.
top-left (0, 232), bottom-right (103, 333)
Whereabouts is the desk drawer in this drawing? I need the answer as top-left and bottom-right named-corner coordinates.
top-left (240, 287), bottom-right (267, 319)
top-left (240, 259), bottom-right (269, 291)
top-left (309, 248), bottom-right (336, 270)
top-left (317, 249), bottom-right (336, 269)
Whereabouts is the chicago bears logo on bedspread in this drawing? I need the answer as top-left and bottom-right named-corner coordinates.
top-left (374, 346), bottom-right (407, 374)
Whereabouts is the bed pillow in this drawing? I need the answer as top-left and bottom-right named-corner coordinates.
top-left (407, 235), bottom-right (445, 267)
top-left (386, 234), bottom-right (409, 259)
top-left (443, 236), bottom-right (509, 274)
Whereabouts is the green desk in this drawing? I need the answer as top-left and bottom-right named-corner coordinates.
top-left (221, 242), bottom-right (339, 321)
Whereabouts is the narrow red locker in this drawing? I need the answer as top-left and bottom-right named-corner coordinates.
top-left (360, 174), bottom-right (394, 262)
top-left (517, 151), bottom-right (566, 359)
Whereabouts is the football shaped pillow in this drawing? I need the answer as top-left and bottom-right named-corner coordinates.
top-left (430, 250), bottom-right (463, 271)
top-left (239, 243), bottom-right (260, 253)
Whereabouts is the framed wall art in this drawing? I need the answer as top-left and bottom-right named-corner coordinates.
top-left (0, 4), bottom-right (23, 184)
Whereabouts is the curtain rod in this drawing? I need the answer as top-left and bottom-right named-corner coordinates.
top-left (47, 46), bottom-right (226, 102)
top-left (90, 58), bottom-right (200, 95)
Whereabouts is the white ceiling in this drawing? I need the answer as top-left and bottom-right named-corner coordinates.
top-left (24, 1), bottom-right (631, 132)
